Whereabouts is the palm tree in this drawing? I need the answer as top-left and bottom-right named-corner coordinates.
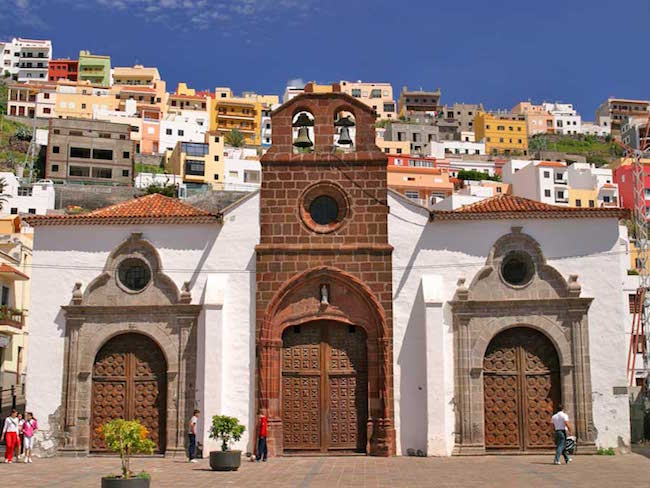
top-left (0, 177), bottom-right (9, 211)
top-left (224, 129), bottom-right (246, 147)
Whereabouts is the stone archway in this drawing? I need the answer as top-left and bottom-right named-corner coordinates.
top-left (258, 266), bottom-right (394, 457)
top-left (90, 333), bottom-right (167, 453)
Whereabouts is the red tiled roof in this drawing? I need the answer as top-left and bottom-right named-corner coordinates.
top-left (431, 194), bottom-right (628, 220)
top-left (601, 183), bottom-right (617, 189)
top-left (24, 194), bottom-right (221, 226)
top-left (0, 263), bottom-right (29, 280)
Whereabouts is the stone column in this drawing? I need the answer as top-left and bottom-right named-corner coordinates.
top-left (569, 307), bottom-right (596, 447)
top-left (259, 337), bottom-right (282, 456)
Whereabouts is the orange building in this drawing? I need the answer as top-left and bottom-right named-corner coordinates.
top-left (387, 155), bottom-right (454, 207)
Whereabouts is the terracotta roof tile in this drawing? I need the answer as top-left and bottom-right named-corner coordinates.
top-left (536, 161), bottom-right (566, 168)
top-left (24, 194), bottom-right (221, 226)
top-left (0, 263), bottom-right (29, 280)
top-left (431, 194), bottom-right (628, 220)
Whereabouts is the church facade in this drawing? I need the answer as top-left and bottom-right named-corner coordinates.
top-left (25, 92), bottom-right (631, 457)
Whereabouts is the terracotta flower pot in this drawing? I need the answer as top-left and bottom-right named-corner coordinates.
top-left (209, 450), bottom-right (242, 471)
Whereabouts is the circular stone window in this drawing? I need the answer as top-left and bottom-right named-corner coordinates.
top-left (500, 252), bottom-right (534, 287)
top-left (117, 258), bottom-right (152, 292)
top-left (309, 195), bottom-right (339, 225)
top-left (299, 182), bottom-right (350, 233)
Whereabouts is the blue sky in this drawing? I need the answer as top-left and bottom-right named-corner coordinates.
top-left (1, 0), bottom-right (649, 118)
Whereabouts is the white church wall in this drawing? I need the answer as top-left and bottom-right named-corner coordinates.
top-left (388, 192), bottom-right (630, 454)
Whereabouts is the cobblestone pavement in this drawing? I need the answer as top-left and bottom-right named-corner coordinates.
top-left (0, 451), bottom-right (647, 488)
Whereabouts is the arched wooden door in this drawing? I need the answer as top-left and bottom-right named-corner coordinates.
top-left (281, 321), bottom-right (368, 453)
top-left (91, 334), bottom-right (167, 453)
top-left (483, 327), bottom-right (560, 450)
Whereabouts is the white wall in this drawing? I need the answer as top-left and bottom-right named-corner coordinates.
top-left (389, 192), bottom-right (630, 454)
top-left (160, 111), bottom-right (209, 152)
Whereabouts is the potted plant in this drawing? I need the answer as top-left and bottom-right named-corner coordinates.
top-left (208, 415), bottom-right (245, 471)
top-left (97, 419), bottom-right (155, 487)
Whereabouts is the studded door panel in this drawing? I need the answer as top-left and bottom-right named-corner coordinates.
top-left (483, 328), bottom-right (560, 451)
top-left (91, 334), bottom-right (166, 453)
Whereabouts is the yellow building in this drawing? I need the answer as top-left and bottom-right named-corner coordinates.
top-left (474, 112), bottom-right (529, 156)
top-left (340, 80), bottom-right (397, 120)
top-left (165, 131), bottom-right (225, 189)
top-left (376, 137), bottom-right (410, 156)
top-left (55, 80), bottom-right (119, 119)
top-left (568, 188), bottom-right (598, 208)
top-left (0, 216), bottom-right (31, 412)
top-left (211, 88), bottom-right (279, 146)
top-left (168, 83), bottom-right (212, 114)
top-left (113, 65), bottom-right (167, 113)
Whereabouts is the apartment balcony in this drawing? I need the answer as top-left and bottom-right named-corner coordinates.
top-left (554, 177), bottom-right (567, 185)
top-left (0, 307), bottom-right (25, 331)
top-left (217, 113), bottom-right (257, 121)
top-left (554, 197), bottom-right (569, 204)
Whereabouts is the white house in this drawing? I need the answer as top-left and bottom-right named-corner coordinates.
top-left (543, 102), bottom-right (582, 135)
top-left (0, 38), bottom-right (52, 82)
top-left (0, 173), bottom-right (55, 216)
top-left (160, 111), bottom-right (209, 153)
top-left (134, 173), bottom-right (188, 198)
top-left (446, 158), bottom-right (498, 178)
top-left (430, 140), bottom-right (485, 159)
top-left (581, 122), bottom-right (610, 137)
top-left (503, 160), bottom-right (569, 206)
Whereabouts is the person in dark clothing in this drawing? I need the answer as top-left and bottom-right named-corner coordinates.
top-left (189, 409), bottom-right (200, 463)
top-left (255, 413), bottom-right (268, 462)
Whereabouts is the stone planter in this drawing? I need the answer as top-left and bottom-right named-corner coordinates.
top-left (101, 477), bottom-right (150, 488)
top-left (209, 450), bottom-right (242, 471)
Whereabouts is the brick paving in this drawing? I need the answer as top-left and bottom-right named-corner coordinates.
top-left (0, 452), bottom-right (647, 488)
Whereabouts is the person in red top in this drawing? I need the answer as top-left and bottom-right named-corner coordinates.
top-left (255, 413), bottom-right (268, 462)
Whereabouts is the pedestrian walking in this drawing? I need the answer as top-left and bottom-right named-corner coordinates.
top-left (255, 413), bottom-right (268, 462)
top-left (189, 409), bottom-right (200, 463)
top-left (16, 412), bottom-right (23, 460)
top-left (551, 404), bottom-right (572, 465)
top-left (21, 412), bottom-right (37, 463)
top-left (1, 409), bottom-right (20, 463)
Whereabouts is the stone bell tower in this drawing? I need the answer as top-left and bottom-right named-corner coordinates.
top-left (255, 85), bottom-right (395, 456)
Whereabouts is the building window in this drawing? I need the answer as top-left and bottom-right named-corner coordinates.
top-left (10, 208), bottom-right (17, 215)
top-left (496, 187), bottom-right (502, 193)
top-left (118, 258), bottom-right (151, 292)
top-left (92, 167), bottom-right (113, 179)
top-left (629, 293), bottom-right (641, 313)
top-left (405, 191), bottom-right (419, 200)
top-left (589, 200), bottom-right (595, 207)
top-left (214, 155), bottom-right (219, 162)
top-left (70, 147), bottom-right (91, 159)
top-left (69, 165), bottom-right (90, 177)
top-left (603, 196), bottom-right (611, 203)
top-left (52, 146), bottom-right (60, 154)
top-left (51, 164), bottom-right (59, 172)
top-left (28, 208), bottom-right (36, 214)
top-left (123, 151), bottom-right (130, 159)
top-left (544, 171), bottom-right (550, 178)
top-left (92, 149), bottom-right (113, 160)
top-left (178, 129), bottom-right (184, 136)
top-left (185, 160), bottom-right (205, 176)
top-left (214, 174), bottom-right (219, 180)
top-left (122, 169), bottom-right (129, 177)
top-left (166, 128), bottom-right (172, 135)
top-left (544, 189), bottom-right (551, 197)
top-left (501, 251), bottom-right (534, 287)
top-left (575, 199), bottom-right (582, 207)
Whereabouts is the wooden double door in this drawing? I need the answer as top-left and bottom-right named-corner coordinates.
top-left (90, 333), bottom-right (167, 453)
top-left (281, 321), bottom-right (368, 453)
top-left (483, 327), bottom-right (561, 450)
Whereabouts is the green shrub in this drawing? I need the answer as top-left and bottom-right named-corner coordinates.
top-left (209, 415), bottom-right (245, 452)
top-left (597, 447), bottom-right (616, 455)
top-left (14, 126), bottom-right (32, 141)
top-left (97, 419), bottom-right (155, 479)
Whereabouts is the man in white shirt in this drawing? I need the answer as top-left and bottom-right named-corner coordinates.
top-left (188, 409), bottom-right (200, 463)
top-left (551, 404), bottom-right (572, 465)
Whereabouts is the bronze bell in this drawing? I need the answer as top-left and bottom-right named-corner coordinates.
top-left (293, 113), bottom-right (314, 127)
top-left (337, 126), bottom-right (353, 146)
top-left (334, 115), bottom-right (355, 127)
top-left (293, 126), bottom-right (313, 148)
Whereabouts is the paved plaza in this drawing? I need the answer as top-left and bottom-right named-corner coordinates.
top-left (0, 450), bottom-right (647, 488)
